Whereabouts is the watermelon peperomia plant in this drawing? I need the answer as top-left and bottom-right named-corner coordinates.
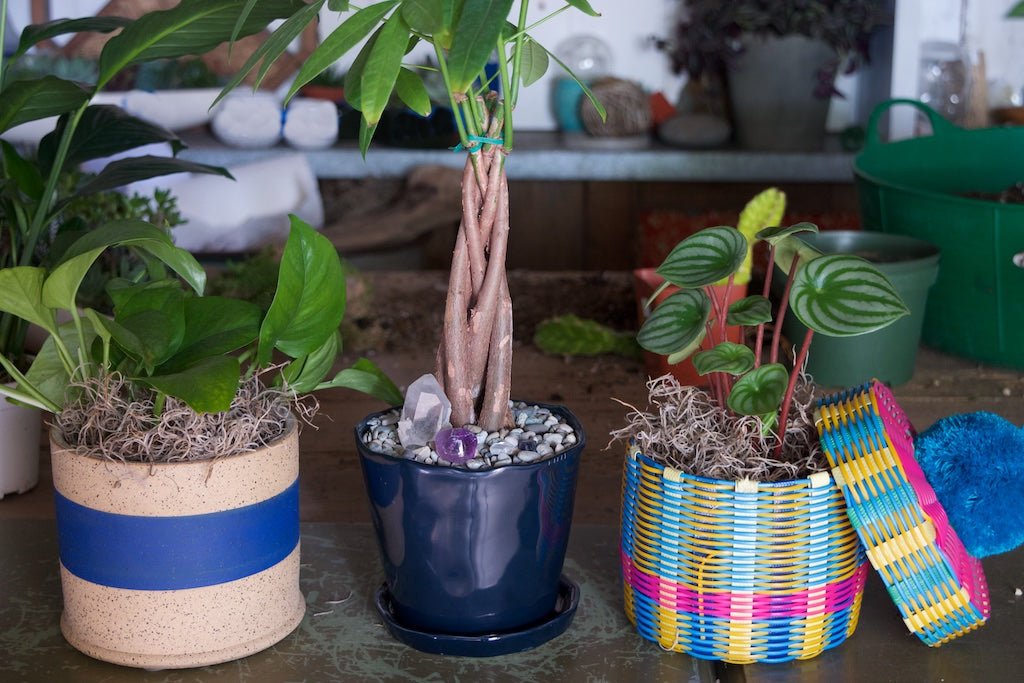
top-left (637, 221), bottom-right (909, 455)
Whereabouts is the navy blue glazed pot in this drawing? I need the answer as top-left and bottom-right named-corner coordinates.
top-left (355, 403), bottom-right (584, 636)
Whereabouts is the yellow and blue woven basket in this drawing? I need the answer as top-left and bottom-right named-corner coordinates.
top-left (620, 444), bottom-right (868, 664)
top-left (816, 380), bottom-right (990, 646)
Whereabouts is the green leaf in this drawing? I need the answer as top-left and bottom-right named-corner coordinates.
top-left (1, 140), bottom-right (44, 200)
top-left (693, 342), bottom-right (755, 376)
top-left (727, 363), bottom-right (789, 416)
top-left (360, 11), bottom-right (411, 125)
top-left (789, 254), bottom-right (910, 337)
top-left (11, 17), bottom-right (129, 62)
top-left (395, 68), bottom-right (433, 116)
top-left (0, 76), bottom-right (91, 135)
top-left (286, 1), bottom-right (397, 103)
top-left (96, 0), bottom-right (305, 90)
top-left (518, 37), bottom-right (549, 87)
top-left (358, 118), bottom-right (378, 156)
top-left (446, 0), bottom-right (513, 92)
top-left (1010, 2), bottom-right (1024, 17)
top-left (69, 156), bottom-right (232, 197)
top-left (656, 226), bottom-right (747, 289)
top-left (402, 0), bottom-right (445, 34)
top-left (258, 217), bottom-right (346, 365)
top-left (772, 233), bottom-right (823, 276)
top-left (0, 267), bottom-right (52, 332)
top-left (756, 221), bottom-right (819, 245)
top-left (281, 332), bottom-right (339, 394)
top-left (324, 357), bottom-right (403, 406)
top-left (159, 296), bottom-right (262, 373)
top-left (564, 0), bottom-right (601, 16)
top-left (221, 0), bottom-right (326, 99)
top-left (41, 247), bottom-right (106, 312)
top-left (637, 289), bottom-right (710, 356)
top-left (106, 308), bottom-right (185, 371)
top-left (140, 355), bottom-right (242, 414)
top-left (24, 321), bottom-right (90, 408)
top-left (534, 314), bottom-right (640, 358)
top-left (59, 219), bottom-right (206, 294)
top-left (735, 187), bottom-right (785, 285)
top-left (726, 295), bottom-right (772, 327)
top-left (39, 105), bottom-right (185, 174)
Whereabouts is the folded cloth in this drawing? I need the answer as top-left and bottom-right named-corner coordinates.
top-left (211, 92), bottom-right (283, 148)
top-left (284, 98), bottom-right (339, 150)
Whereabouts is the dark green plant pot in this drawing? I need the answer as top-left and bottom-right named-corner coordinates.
top-left (778, 231), bottom-right (940, 387)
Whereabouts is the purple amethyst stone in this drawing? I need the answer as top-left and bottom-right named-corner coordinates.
top-left (435, 427), bottom-right (479, 464)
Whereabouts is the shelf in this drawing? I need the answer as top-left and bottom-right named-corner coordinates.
top-left (177, 130), bottom-right (856, 183)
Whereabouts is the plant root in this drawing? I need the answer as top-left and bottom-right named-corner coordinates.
top-left (54, 372), bottom-right (301, 463)
top-left (610, 374), bottom-right (826, 482)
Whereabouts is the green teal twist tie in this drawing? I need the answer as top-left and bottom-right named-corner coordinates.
top-left (450, 135), bottom-right (505, 153)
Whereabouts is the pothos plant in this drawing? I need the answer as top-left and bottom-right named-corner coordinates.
top-left (0, 0), bottom-right (309, 381)
top-left (0, 216), bottom-right (401, 422)
top-left (221, 0), bottom-right (605, 431)
top-left (637, 221), bottom-right (908, 458)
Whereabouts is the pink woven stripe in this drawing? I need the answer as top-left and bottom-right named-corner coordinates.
top-left (871, 382), bottom-right (990, 617)
top-left (621, 549), bottom-right (867, 621)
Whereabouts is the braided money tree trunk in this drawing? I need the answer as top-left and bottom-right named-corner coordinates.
top-left (224, 1), bottom-right (603, 432)
top-left (438, 113), bottom-right (513, 430)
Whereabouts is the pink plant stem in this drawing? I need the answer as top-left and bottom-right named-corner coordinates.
top-left (754, 245), bottom-right (776, 369)
top-left (773, 327), bottom-right (815, 459)
top-left (771, 253), bottom-right (801, 365)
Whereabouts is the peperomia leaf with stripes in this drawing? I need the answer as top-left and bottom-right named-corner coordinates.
top-left (636, 205), bottom-right (909, 452)
top-left (637, 289), bottom-right (710, 357)
top-left (789, 254), bottom-right (909, 337)
top-left (654, 226), bottom-right (747, 291)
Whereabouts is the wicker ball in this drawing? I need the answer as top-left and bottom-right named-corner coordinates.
top-left (581, 77), bottom-right (652, 137)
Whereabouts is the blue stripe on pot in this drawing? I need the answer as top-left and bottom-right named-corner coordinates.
top-left (55, 479), bottom-right (299, 590)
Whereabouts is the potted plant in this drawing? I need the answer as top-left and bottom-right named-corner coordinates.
top-left (219, 0), bottom-right (605, 654)
top-left (656, 0), bottom-right (888, 150)
top-left (0, 0), bottom-right (402, 668)
top-left (611, 218), bottom-right (908, 663)
top-left (634, 186), bottom-right (784, 385)
top-left (0, 0), bottom-right (267, 497)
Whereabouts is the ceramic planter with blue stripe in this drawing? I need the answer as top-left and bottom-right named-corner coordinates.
top-left (50, 416), bottom-right (304, 669)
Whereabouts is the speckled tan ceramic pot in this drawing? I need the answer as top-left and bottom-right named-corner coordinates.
top-left (50, 416), bottom-right (304, 669)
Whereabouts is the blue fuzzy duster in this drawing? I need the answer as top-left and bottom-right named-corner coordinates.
top-left (914, 411), bottom-right (1024, 558)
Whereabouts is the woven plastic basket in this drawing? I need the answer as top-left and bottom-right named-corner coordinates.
top-left (816, 380), bottom-right (990, 646)
top-left (621, 445), bottom-right (868, 664)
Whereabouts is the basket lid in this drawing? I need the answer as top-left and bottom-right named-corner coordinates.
top-left (815, 380), bottom-right (990, 646)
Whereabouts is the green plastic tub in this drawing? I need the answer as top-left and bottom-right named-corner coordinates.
top-left (854, 99), bottom-right (1024, 369)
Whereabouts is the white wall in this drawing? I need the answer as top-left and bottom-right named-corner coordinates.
top-left (10, 1), bottom-right (1024, 134)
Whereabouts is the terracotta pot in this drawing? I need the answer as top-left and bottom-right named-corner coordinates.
top-left (51, 416), bottom-right (303, 669)
top-left (633, 268), bottom-right (748, 386)
top-left (0, 390), bottom-right (41, 499)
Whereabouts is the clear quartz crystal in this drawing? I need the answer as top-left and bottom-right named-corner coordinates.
top-left (397, 373), bottom-right (452, 447)
top-left (435, 427), bottom-right (478, 464)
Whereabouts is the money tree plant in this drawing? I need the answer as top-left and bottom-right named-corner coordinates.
top-left (223, 0), bottom-right (605, 431)
top-left (637, 221), bottom-right (909, 456)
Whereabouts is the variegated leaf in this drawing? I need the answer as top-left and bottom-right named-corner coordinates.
top-left (693, 342), bottom-right (755, 376)
top-left (655, 226), bottom-right (747, 289)
top-left (727, 363), bottom-right (788, 416)
top-left (790, 254), bottom-right (910, 337)
top-left (727, 295), bottom-right (772, 327)
top-left (637, 289), bottom-right (710, 356)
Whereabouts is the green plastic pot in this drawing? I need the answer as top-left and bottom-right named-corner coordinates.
top-left (854, 99), bottom-right (1024, 369)
top-left (778, 230), bottom-right (940, 388)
